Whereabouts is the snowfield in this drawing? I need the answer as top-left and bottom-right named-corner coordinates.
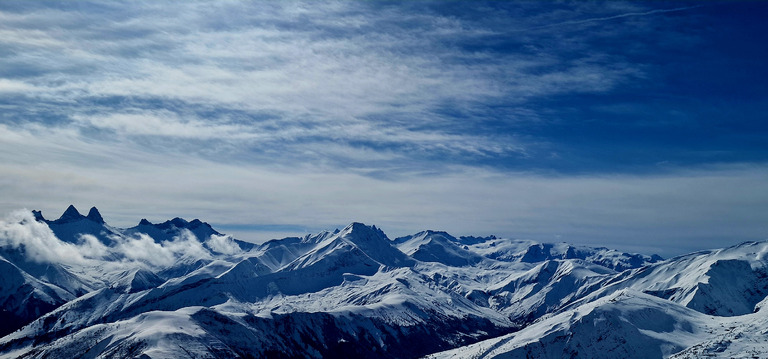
top-left (1, 206), bottom-right (766, 358)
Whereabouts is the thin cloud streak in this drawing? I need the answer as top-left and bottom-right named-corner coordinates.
top-left (511, 5), bottom-right (703, 33)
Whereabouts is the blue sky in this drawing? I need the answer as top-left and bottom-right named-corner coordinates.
top-left (0, 1), bottom-right (766, 257)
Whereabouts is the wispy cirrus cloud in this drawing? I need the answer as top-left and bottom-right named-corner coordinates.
top-left (71, 111), bottom-right (256, 140)
top-left (0, 0), bottom-right (642, 168)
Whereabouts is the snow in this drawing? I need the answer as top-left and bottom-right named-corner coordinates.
top-left (394, 230), bottom-right (485, 267)
top-left (2, 206), bottom-right (767, 358)
top-left (427, 290), bottom-right (715, 359)
top-left (567, 241), bottom-right (768, 317)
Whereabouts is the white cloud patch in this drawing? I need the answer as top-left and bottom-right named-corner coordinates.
top-left (0, 79), bottom-right (37, 94)
top-left (71, 112), bottom-right (256, 140)
top-left (206, 234), bottom-right (242, 256)
top-left (110, 230), bottom-right (211, 268)
top-left (0, 210), bottom-right (87, 264)
top-left (112, 233), bottom-right (176, 268)
top-left (0, 210), bottom-right (216, 268)
top-left (76, 234), bottom-right (110, 259)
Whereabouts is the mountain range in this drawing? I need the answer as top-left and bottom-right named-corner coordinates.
top-left (0, 206), bottom-right (766, 358)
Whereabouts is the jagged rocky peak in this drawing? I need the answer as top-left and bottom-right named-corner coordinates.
top-left (341, 222), bottom-right (390, 242)
top-left (161, 217), bottom-right (217, 232)
top-left (188, 219), bottom-right (207, 229)
top-left (32, 210), bottom-right (46, 222)
top-left (169, 217), bottom-right (189, 227)
top-left (457, 234), bottom-right (496, 245)
top-left (46, 205), bottom-right (106, 224)
top-left (155, 217), bottom-right (188, 230)
top-left (138, 218), bottom-right (152, 226)
top-left (53, 204), bottom-right (85, 223)
top-left (86, 207), bottom-right (104, 224)
top-left (61, 204), bottom-right (82, 218)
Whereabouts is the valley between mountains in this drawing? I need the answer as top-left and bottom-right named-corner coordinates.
top-left (1, 206), bottom-right (767, 358)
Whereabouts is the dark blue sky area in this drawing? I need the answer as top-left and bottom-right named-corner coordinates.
top-left (422, 1), bottom-right (768, 174)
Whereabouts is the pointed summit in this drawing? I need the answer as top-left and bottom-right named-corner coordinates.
top-left (337, 222), bottom-right (412, 268)
top-left (55, 205), bottom-right (84, 223)
top-left (86, 207), bottom-right (104, 224)
top-left (138, 218), bottom-right (152, 226)
top-left (343, 222), bottom-right (390, 241)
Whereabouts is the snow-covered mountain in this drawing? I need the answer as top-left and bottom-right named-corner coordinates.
top-left (427, 241), bottom-right (768, 359)
top-left (1, 206), bottom-right (766, 358)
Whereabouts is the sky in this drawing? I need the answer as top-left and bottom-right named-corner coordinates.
top-left (0, 1), bottom-right (766, 257)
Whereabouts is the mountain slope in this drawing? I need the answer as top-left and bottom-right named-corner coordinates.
top-left (394, 230), bottom-right (485, 267)
top-left (568, 241), bottom-right (768, 317)
top-left (427, 290), bottom-right (715, 359)
top-left (0, 256), bottom-right (74, 337)
top-left (12, 206), bottom-right (768, 359)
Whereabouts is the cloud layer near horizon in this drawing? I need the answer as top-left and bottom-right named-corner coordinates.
top-left (1, 1), bottom-right (767, 257)
top-left (0, 210), bottom-right (245, 269)
top-left (4, 126), bottom-right (767, 257)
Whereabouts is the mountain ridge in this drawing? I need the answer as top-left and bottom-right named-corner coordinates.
top-left (4, 206), bottom-right (765, 359)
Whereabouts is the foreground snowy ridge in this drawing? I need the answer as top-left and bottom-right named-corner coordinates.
top-left (0, 206), bottom-right (766, 358)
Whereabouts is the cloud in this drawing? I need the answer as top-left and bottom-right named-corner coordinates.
top-left (0, 210), bottom-right (215, 268)
top-left (112, 233), bottom-right (177, 268)
top-left (0, 79), bottom-right (37, 93)
top-left (113, 230), bottom-right (211, 268)
top-left (512, 5), bottom-right (702, 33)
top-left (76, 234), bottom-right (110, 259)
top-left (0, 0), bottom-right (651, 170)
top-left (206, 234), bottom-right (242, 256)
top-left (71, 111), bottom-right (257, 140)
top-left (0, 210), bottom-right (87, 264)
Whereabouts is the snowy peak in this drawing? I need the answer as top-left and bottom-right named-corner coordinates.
top-left (394, 230), bottom-right (484, 267)
top-left (336, 222), bottom-right (413, 268)
top-left (339, 222), bottom-right (388, 241)
top-left (394, 230), bottom-right (458, 245)
top-left (279, 222), bottom-right (414, 276)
